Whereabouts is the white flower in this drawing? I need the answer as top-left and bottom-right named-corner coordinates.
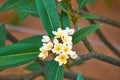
top-left (38, 47), bottom-right (48, 59)
top-left (43, 42), bottom-right (53, 50)
top-left (66, 27), bottom-right (74, 35)
top-left (57, 0), bottom-right (62, 2)
top-left (52, 28), bottom-right (67, 38)
top-left (39, 27), bottom-right (77, 66)
top-left (52, 43), bottom-right (63, 54)
top-left (54, 54), bottom-right (69, 66)
top-left (62, 44), bottom-right (72, 55)
top-left (53, 38), bottom-right (59, 44)
top-left (69, 51), bottom-right (78, 59)
top-left (41, 35), bottom-right (50, 42)
top-left (62, 36), bottom-right (72, 45)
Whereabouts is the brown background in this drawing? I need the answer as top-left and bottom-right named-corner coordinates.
top-left (0, 0), bottom-right (120, 80)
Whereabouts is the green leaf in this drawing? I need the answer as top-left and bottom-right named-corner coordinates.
top-left (0, 0), bottom-right (19, 12)
top-left (57, 1), bottom-right (72, 15)
top-left (15, 5), bottom-right (39, 17)
top-left (77, 73), bottom-right (84, 80)
top-left (72, 24), bottom-right (102, 44)
top-left (0, 0), bottom-right (34, 12)
top-left (25, 61), bottom-right (41, 72)
top-left (78, 0), bottom-right (88, 10)
top-left (45, 60), bottom-right (64, 80)
top-left (35, 0), bottom-right (60, 38)
top-left (60, 11), bottom-right (70, 29)
top-left (80, 13), bottom-right (98, 20)
top-left (88, 0), bottom-right (95, 5)
top-left (18, 35), bottom-right (43, 45)
top-left (18, 13), bottom-right (28, 21)
top-left (0, 24), bottom-right (6, 48)
top-left (0, 43), bottom-right (40, 70)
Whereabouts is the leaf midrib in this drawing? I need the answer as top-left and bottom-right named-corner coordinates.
top-left (0, 51), bottom-right (39, 58)
top-left (43, 0), bottom-right (54, 31)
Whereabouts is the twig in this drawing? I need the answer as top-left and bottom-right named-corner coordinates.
top-left (0, 66), bottom-right (94, 80)
top-left (74, 10), bottom-right (120, 66)
top-left (78, 54), bottom-right (93, 61)
top-left (77, 52), bottom-right (120, 67)
top-left (96, 29), bottom-right (120, 57)
top-left (80, 10), bottom-right (120, 28)
top-left (7, 31), bottom-right (18, 43)
top-left (93, 52), bottom-right (120, 66)
top-left (83, 7), bottom-right (120, 58)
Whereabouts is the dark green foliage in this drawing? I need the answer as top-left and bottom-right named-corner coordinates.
top-left (72, 24), bottom-right (102, 44)
top-left (35, 0), bottom-right (60, 38)
top-left (60, 11), bottom-right (70, 29)
top-left (57, 1), bottom-right (71, 15)
top-left (25, 61), bottom-right (41, 72)
top-left (80, 13), bottom-right (98, 20)
top-left (77, 73), bottom-right (84, 80)
top-left (18, 35), bottom-right (43, 46)
top-left (0, 43), bottom-right (40, 70)
top-left (45, 60), bottom-right (64, 80)
top-left (0, 24), bottom-right (6, 48)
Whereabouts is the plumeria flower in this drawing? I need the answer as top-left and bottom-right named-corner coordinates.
top-left (52, 43), bottom-right (63, 54)
top-left (38, 47), bottom-right (48, 59)
top-left (52, 28), bottom-right (67, 38)
top-left (62, 44), bottom-right (72, 55)
top-left (41, 35), bottom-right (50, 42)
top-left (66, 27), bottom-right (74, 35)
top-left (62, 35), bottom-right (72, 45)
top-left (69, 51), bottom-right (78, 59)
top-left (43, 42), bottom-right (53, 50)
top-left (38, 27), bottom-right (77, 66)
top-left (54, 54), bottom-right (69, 66)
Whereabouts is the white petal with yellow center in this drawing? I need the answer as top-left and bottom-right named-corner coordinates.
top-left (54, 54), bottom-right (69, 66)
top-left (52, 43), bottom-right (63, 54)
top-left (43, 42), bottom-right (53, 50)
top-left (62, 36), bottom-right (72, 45)
top-left (62, 45), bottom-right (72, 55)
top-left (38, 47), bottom-right (48, 59)
top-left (52, 28), bottom-right (67, 38)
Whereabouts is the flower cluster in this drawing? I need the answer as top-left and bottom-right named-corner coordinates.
top-left (38, 27), bottom-right (78, 66)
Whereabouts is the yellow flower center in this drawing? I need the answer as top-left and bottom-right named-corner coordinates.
top-left (63, 46), bottom-right (70, 54)
top-left (42, 50), bottom-right (47, 57)
top-left (63, 37), bottom-right (69, 43)
top-left (46, 44), bottom-right (53, 50)
top-left (55, 44), bottom-right (62, 53)
top-left (56, 31), bottom-right (63, 38)
top-left (58, 55), bottom-right (67, 63)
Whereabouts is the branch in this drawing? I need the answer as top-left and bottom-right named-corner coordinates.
top-left (96, 29), bottom-right (120, 57)
top-left (74, 19), bottom-right (120, 67)
top-left (80, 10), bottom-right (120, 28)
top-left (93, 52), bottom-right (120, 67)
top-left (77, 52), bottom-right (120, 67)
top-left (0, 66), bottom-right (94, 80)
top-left (83, 8), bottom-right (120, 58)
top-left (78, 54), bottom-right (93, 61)
top-left (7, 31), bottom-right (18, 43)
